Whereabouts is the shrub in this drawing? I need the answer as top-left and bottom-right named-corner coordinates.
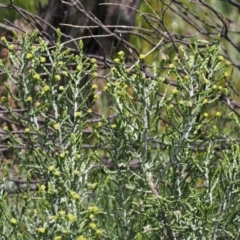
top-left (0, 31), bottom-right (239, 239)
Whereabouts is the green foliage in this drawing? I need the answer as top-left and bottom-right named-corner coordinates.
top-left (0, 0), bottom-right (46, 23)
top-left (134, 0), bottom-right (240, 66)
top-left (0, 31), bottom-right (240, 239)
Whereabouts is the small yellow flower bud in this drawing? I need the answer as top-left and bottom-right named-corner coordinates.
top-left (54, 75), bottom-right (61, 81)
top-left (224, 72), bottom-right (228, 77)
top-left (91, 58), bottom-right (96, 63)
top-left (67, 214), bottom-right (76, 222)
top-left (89, 223), bottom-right (97, 230)
top-left (92, 206), bottom-right (99, 212)
top-left (54, 236), bottom-right (62, 240)
top-left (118, 51), bottom-right (124, 57)
top-left (8, 44), bottom-right (14, 50)
top-left (93, 94), bottom-right (99, 99)
top-left (92, 84), bottom-right (98, 90)
top-left (76, 65), bottom-right (82, 71)
top-left (39, 185), bottom-right (46, 191)
top-left (43, 85), bottom-right (50, 91)
top-left (75, 111), bottom-right (82, 117)
top-left (27, 96), bottom-right (32, 102)
top-left (114, 58), bottom-right (120, 64)
top-left (172, 88), bottom-right (178, 94)
top-left (76, 236), bottom-right (86, 240)
top-left (48, 166), bottom-right (55, 171)
top-left (188, 102), bottom-right (193, 107)
top-left (1, 96), bottom-right (7, 102)
top-left (224, 88), bottom-right (228, 93)
top-left (225, 61), bottom-right (230, 66)
top-left (53, 170), bottom-right (60, 176)
top-left (26, 53), bottom-right (33, 59)
top-left (51, 215), bottom-right (58, 221)
top-left (92, 63), bottom-right (98, 69)
top-left (95, 229), bottom-right (102, 236)
top-left (59, 211), bottom-right (65, 217)
top-left (92, 72), bottom-right (98, 77)
top-left (10, 218), bottom-right (17, 225)
top-left (33, 73), bottom-right (40, 80)
top-left (38, 228), bottom-right (46, 233)
top-left (70, 191), bottom-right (80, 200)
top-left (40, 57), bottom-right (46, 63)
top-left (1, 36), bottom-right (6, 42)
top-left (53, 123), bottom-right (59, 130)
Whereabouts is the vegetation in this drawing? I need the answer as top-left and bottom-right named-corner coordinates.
top-left (0, 0), bottom-right (240, 239)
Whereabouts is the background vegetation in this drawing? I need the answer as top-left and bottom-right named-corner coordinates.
top-left (0, 0), bottom-right (240, 239)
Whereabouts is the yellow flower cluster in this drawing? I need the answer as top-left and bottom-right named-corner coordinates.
top-left (88, 205), bottom-right (99, 213)
top-left (70, 190), bottom-right (80, 200)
